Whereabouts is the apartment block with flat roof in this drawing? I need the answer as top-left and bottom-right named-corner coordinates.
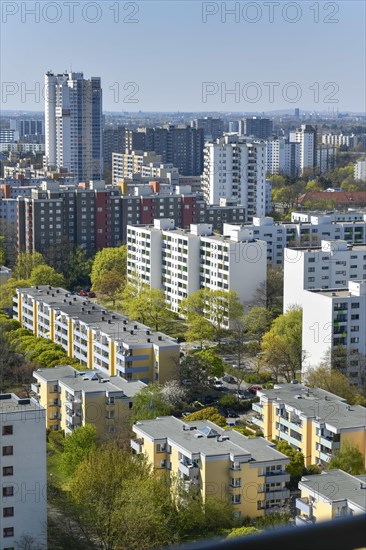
top-left (283, 240), bottom-right (366, 311)
top-left (0, 393), bottom-right (47, 550)
top-left (302, 280), bottom-right (366, 386)
top-left (296, 469), bottom-right (366, 526)
top-left (13, 286), bottom-right (180, 384)
top-left (251, 383), bottom-right (366, 468)
top-left (32, 365), bottom-right (145, 437)
top-left (131, 416), bottom-right (290, 519)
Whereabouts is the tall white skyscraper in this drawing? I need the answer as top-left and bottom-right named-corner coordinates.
top-left (45, 71), bottom-right (103, 183)
top-left (289, 124), bottom-right (317, 175)
top-left (202, 135), bottom-right (266, 220)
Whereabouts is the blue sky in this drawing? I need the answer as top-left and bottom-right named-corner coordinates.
top-left (1, 1), bottom-right (365, 112)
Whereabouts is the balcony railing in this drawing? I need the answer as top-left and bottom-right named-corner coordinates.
top-left (131, 438), bottom-right (143, 453)
top-left (296, 497), bottom-right (313, 516)
top-left (179, 461), bottom-right (199, 478)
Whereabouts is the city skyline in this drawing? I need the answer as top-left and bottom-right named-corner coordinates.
top-left (1, 1), bottom-right (365, 112)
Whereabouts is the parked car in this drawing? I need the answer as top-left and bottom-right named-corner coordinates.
top-left (248, 385), bottom-right (262, 394)
top-left (87, 291), bottom-right (96, 298)
top-left (201, 395), bottom-right (216, 405)
top-left (225, 409), bottom-right (240, 419)
top-left (79, 289), bottom-right (88, 296)
top-left (223, 375), bottom-right (236, 384)
top-left (226, 419), bottom-right (240, 427)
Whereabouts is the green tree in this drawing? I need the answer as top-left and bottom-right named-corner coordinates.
top-left (261, 308), bottom-right (303, 382)
top-left (244, 306), bottom-right (273, 346)
top-left (227, 526), bottom-right (260, 539)
top-left (186, 316), bottom-right (216, 348)
top-left (204, 290), bottom-right (243, 332)
top-left (196, 349), bottom-right (225, 378)
top-left (90, 246), bottom-right (126, 287)
top-left (144, 288), bottom-right (172, 332)
top-left (328, 441), bottom-right (366, 475)
top-left (62, 245), bottom-right (93, 290)
top-left (0, 278), bottom-right (31, 308)
top-left (60, 424), bottom-right (97, 477)
top-left (274, 440), bottom-right (305, 478)
top-left (30, 265), bottom-right (66, 287)
top-left (183, 407), bottom-right (227, 428)
top-left (92, 267), bottom-right (124, 306)
top-left (132, 385), bottom-right (172, 421)
top-left (254, 266), bottom-right (283, 315)
top-left (180, 289), bottom-right (205, 321)
top-left (0, 236), bottom-right (6, 265)
top-left (13, 252), bottom-right (45, 280)
top-left (305, 362), bottom-right (365, 406)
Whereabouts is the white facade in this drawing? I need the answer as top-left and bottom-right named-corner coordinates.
top-left (223, 213), bottom-right (366, 266)
top-left (283, 240), bottom-right (366, 311)
top-left (290, 125), bottom-right (317, 175)
top-left (127, 220), bottom-right (267, 324)
top-left (265, 137), bottom-right (300, 178)
top-left (0, 394), bottom-right (47, 549)
top-left (45, 71), bottom-right (103, 183)
top-left (202, 135), bottom-right (266, 220)
top-left (354, 159), bottom-right (366, 182)
top-left (302, 281), bottom-right (366, 386)
top-left (322, 133), bottom-right (360, 147)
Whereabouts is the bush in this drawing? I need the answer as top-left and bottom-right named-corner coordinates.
top-left (244, 373), bottom-right (273, 384)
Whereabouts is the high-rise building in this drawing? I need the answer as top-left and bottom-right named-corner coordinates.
top-left (202, 135), bottom-right (267, 220)
top-left (190, 117), bottom-right (224, 140)
top-left (302, 280), bottom-right (366, 386)
top-left (240, 117), bottom-right (273, 140)
top-left (354, 159), bottom-right (366, 182)
top-left (0, 393), bottom-right (47, 549)
top-left (289, 124), bottom-right (317, 175)
top-left (103, 126), bottom-right (126, 175)
top-left (10, 119), bottom-right (44, 142)
top-left (45, 71), bottom-right (103, 183)
top-left (265, 137), bottom-right (300, 178)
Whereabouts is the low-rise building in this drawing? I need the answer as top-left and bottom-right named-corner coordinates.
top-left (131, 416), bottom-right (290, 519)
top-left (32, 365), bottom-right (145, 436)
top-left (0, 393), bottom-right (47, 549)
top-left (251, 383), bottom-right (366, 468)
top-left (296, 469), bottom-right (366, 526)
top-left (302, 280), bottom-right (366, 386)
top-left (13, 286), bottom-right (180, 384)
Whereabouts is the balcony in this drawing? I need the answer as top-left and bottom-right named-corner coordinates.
top-left (179, 461), bottom-right (199, 478)
top-left (296, 515), bottom-right (315, 526)
top-left (265, 472), bottom-right (290, 483)
top-left (31, 383), bottom-right (40, 394)
top-left (265, 488), bottom-right (290, 501)
top-left (131, 438), bottom-right (144, 453)
top-left (251, 416), bottom-right (263, 427)
top-left (296, 497), bottom-right (313, 516)
top-left (319, 436), bottom-right (340, 451)
top-left (252, 403), bottom-right (263, 414)
top-left (65, 412), bottom-right (81, 426)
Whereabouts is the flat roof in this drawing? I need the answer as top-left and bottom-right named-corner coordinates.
top-left (299, 469), bottom-right (366, 510)
top-left (258, 384), bottom-right (366, 431)
top-left (0, 393), bottom-right (44, 414)
top-left (34, 365), bottom-right (146, 397)
top-left (16, 286), bottom-right (178, 349)
top-left (306, 285), bottom-right (366, 299)
top-left (134, 416), bottom-right (289, 463)
top-left (285, 244), bottom-right (366, 252)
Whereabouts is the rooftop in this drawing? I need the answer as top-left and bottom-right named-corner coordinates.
top-left (0, 393), bottom-right (45, 414)
top-left (16, 286), bottom-right (178, 349)
top-left (299, 469), bottom-right (366, 511)
top-left (133, 417), bottom-right (289, 464)
top-left (257, 384), bottom-right (366, 431)
top-left (34, 365), bottom-right (146, 397)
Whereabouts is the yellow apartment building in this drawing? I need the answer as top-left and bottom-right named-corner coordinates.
top-left (251, 383), bottom-right (366, 467)
top-left (296, 469), bottom-right (366, 526)
top-left (32, 364), bottom-right (146, 438)
top-left (14, 285), bottom-right (180, 384)
top-left (131, 416), bottom-right (291, 519)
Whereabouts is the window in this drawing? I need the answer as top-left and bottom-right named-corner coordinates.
top-left (2, 486), bottom-right (13, 497)
top-left (351, 303), bottom-right (359, 309)
top-left (3, 528), bottom-right (14, 538)
top-left (2, 426), bottom-right (13, 436)
top-left (2, 446), bottom-right (13, 456)
top-left (3, 507), bottom-right (14, 518)
top-left (2, 466), bottom-right (13, 476)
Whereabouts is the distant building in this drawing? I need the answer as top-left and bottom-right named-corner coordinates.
top-left (10, 119), bottom-right (44, 143)
top-left (45, 71), bottom-right (103, 183)
top-left (289, 124), bottom-right (317, 175)
top-left (103, 126), bottom-right (126, 174)
top-left (240, 117), bottom-right (273, 140)
top-left (202, 135), bottom-right (267, 220)
top-left (298, 191), bottom-right (366, 209)
top-left (296, 470), bottom-right (366, 526)
top-left (354, 159), bottom-right (366, 182)
top-left (0, 393), bottom-right (47, 549)
top-left (322, 133), bottom-right (360, 147)
top-left (191, 117), bottom-right (224, 140)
